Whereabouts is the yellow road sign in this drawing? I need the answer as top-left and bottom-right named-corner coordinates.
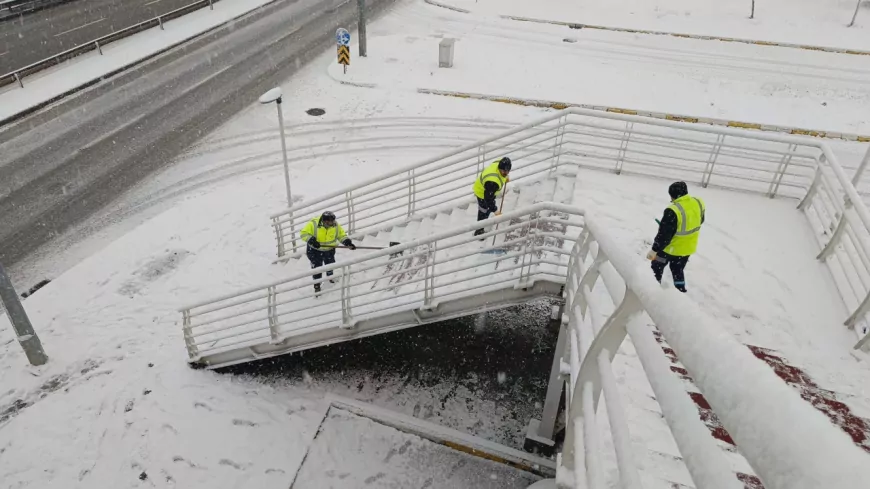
top-left (337, 45), bottom-right (350, 65)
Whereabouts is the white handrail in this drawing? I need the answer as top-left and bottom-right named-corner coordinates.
top-left (584, 216), bottom-right (870, 488)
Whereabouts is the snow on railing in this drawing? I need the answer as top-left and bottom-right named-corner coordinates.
top-left (559, 215), bottom-right (870, 489)
top-left (182, 201), bottom-right (870, 489)
top-left (271, 107), bottom-right (870, 350)
top-left (182, 203), bottom-right (583, 364)
top-left (798, 147), bottom-right (870, 349)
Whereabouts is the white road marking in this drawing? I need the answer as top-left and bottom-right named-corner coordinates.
top-left (144, 0), bottom-right (164, 5)
top-left (0, 51), bottom-right (7, 57)
top-left (54, 18), bottom-right (106, 38)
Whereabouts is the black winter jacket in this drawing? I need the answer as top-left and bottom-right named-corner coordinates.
top-left (481, 181), bottom-right (501, 211)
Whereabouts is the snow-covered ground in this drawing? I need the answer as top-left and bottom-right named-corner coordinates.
top-left (3, 0), bottom-right (870, 487)
top-left (431, 0), bottom-right (870, 51)
top-left (0, 0), bottom-right (276, 122)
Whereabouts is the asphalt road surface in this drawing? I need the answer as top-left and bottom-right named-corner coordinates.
top-left (1, 0), bottom-right (205, 74)
top-left (0, 0), bottom-right (396, 267)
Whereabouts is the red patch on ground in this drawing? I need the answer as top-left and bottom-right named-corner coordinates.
top-left (747, 345), bottom-right (870, 455)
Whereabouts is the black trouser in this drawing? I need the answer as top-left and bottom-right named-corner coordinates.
top-left (475, 197), bottom-right (494, 235)
top-left (307, 247), bottom-right (336, 285)
top-left (651, 251), bottom-right (689, 290)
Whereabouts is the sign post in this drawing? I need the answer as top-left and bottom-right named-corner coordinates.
top-left (336, 28), bottom-right (351, 74)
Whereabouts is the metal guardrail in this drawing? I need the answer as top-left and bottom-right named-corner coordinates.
top-left (0, 0), bottom-right (66, 20)
top-left (559, 214), bottom-right (870, 489)
top-left (0, 0), bottom-right (219, 89)
top-left (182, 202), bottom-right (583, 363)
top-left (270, 107), bottom-right (870, 350)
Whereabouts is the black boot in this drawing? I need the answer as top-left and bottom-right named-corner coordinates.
top-left (314, 283), bottom-right (321, 294)
top-left (473, 228), bottom-right (485, 241)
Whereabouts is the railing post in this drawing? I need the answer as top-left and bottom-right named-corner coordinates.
top-left (477, 144), bottom-right (486, 174)
top-left (272, 216), bottom-right (286, 257)
top-left (407, 169), bottom-right (415, 217)
top-left (525, 304), bottom-right (566, 451)
top-left (158, 16), bottom-right (164, 30)
top-left (209, 0), bottom-right (213, 9)
top-left (551, 116), bottom-right (567, 172)
top-left (95, 41), bottom-right (102, 55)
top-left (13, 72), bottom-right (23, 88)
top-left (615, 121), bottom-right (633, 174)
top-left (267, 285), bottom-right (280, 343)
top-left (519, 212), bottom-right (540, 285)
top-left (768, 143), bottom-right (797, 198)
top-left (817, 198), bottom-right (852, 260)
top-left (702, 134), bottom-right (725, 188)
top-left (851, 143), bottom-right (870, 187)
top-left (797, 166), bottom-right (823, 211)
top-left (289, 211), bottom-right (298, 254)
top-left (340, 265), bottom-right (353, 328)
top-left (423, 242), bottom-right (436, 307)
top-left (182, 310), bottom-right (199, 359)
top-left (345, 190), bottom-right (355, 234)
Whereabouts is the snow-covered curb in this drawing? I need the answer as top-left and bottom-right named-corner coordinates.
top-left (326, 59), bottom-right (870, 143)
top-left (422, 0), bottom-right (870, 57)
top-left (0, 0), bottom-right (278, 126)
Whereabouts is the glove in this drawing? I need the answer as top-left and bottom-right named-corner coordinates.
top-left (505, 176), bottom-right (510, 183)
top-left (646, 250), bottom-right (658, 261)
top-left (308, 238), bottom-right (320, 249)
top-left (343, 239), bottom-right (356, 250)
top-left (489, 203), bottom-right (498, 214)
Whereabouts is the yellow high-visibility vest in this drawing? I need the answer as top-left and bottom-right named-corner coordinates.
top-left (664, 195), bottom-right (705, 257)
top-left (300, 217), bottom-right (348, 249)
top-left (472, 160), bottom-right (506, 200)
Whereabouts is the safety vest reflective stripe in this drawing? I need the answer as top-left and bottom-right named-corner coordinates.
top-left (672, 197), bottom-right (704, 236)
top-left (472, 160), bottom-right (506, 200)
top-left (301, 218), bottom-right (346, 248)
top-left (479, 171), bottom-right (504, 188)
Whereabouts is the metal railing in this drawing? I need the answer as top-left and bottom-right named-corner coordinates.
top-left (270, 107), bottom-right (870, 349)
top-left (0, 0), bottom-right (218, 89)
top-left (180, 200), bottom-right (870, 488)
top-left (182, 202), bottom-right (583, 363)
top-left (0, 0), bottom-right (68, 20)
top-left (558, 214), bottom-right (870, 489)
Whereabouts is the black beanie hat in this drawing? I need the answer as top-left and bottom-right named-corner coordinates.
top-left (668, 181), bottom-right (688, 199)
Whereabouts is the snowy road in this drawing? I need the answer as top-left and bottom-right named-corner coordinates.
top-left (0, 0), bottom-right (397, 268)
top-left (0, 0), bottom-right (201, 74)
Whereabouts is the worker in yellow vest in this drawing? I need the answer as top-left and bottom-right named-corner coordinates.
top-left (647, 182), bottom-right (705, 293)
top-left (300, 211), bottom-right (356, 293)
top-left (472, 157), bottom-right (511, 238)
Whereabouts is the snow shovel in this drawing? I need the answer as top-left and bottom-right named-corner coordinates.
top-left (482, 180), bottom-right (510, 255)
top-left (335, 241), bottom-right (403, 258)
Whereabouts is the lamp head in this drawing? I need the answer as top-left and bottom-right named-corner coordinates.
top-left (259, 87), bottom-right (283, 104)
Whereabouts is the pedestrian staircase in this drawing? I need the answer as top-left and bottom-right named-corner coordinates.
top-left (180, 108), bottom-right (870, 489)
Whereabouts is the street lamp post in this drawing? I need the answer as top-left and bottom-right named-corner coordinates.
top-left (259, 87), bottom-right (293, 209)
top-left (259, 87), bottom-right (298, 252)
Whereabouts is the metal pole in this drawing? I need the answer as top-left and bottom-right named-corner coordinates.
top-left (750, 0), bottom-right (755, 19)
top-left (274, 98), bottom-right (293, 209)
top-left (357, 0), bottom-right (367, 57)
top-left (0, 263), bottom-right (48, 366)
top-left (852, 144), bottom-right (870, 186)
top-left (850, 0), bottom-right (861, 27)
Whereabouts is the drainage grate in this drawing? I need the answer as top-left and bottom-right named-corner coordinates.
top-left (306, 108), bottom-right (326, 116)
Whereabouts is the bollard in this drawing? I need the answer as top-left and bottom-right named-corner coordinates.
top-left (438, 38), bottom-right (455, 68)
